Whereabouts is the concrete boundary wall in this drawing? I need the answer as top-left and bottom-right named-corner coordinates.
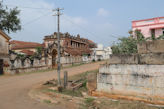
top-left (138, 40), bottom-right (164, 54)
top-left (109, 53), bottom-right (164, 65)
top-left (8, 66), bottom-right (48, 75)
top-left (96, 64), bottom-right (164, 104)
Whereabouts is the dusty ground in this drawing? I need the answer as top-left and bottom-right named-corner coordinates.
top-left (31, 70), bottom-right (164, 109)
top-left (0, 61), bottom-right (104, 109)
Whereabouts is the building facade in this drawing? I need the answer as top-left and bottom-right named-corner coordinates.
top-left (92, 44), bottom-right (112, 61)
top-left (132, 16), bottom-right (164, 38)
top-left (0, 30), bottom-right (11, 74)
top-left (44, 32), bottom-right (96, 67)
top-left (6, 32), bottom-right (96, 74)
top-left (44, 32), bottom-right (94, 56)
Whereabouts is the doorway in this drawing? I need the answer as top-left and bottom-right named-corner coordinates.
top-left (52, 49), bottom-right (57, 68)
top-left (0, 59), bottom-right (3, 75)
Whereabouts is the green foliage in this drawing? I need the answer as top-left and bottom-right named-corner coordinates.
top-left (36, 47), bottom-right (42, 55)
top-left (0, 2), bottom-right (21, 33)
top-left (92, 59), bottom-right (95, 62)
top-left (111, 37), bottom-right (138, 54)
top-left (147, 34), bottom-right (164, 40)
top-left (43, 100), bottom-right (51, 104)
top-left (82, 54), bottom-right (88, 56)
top-left (151, 34), bottom-right (156, 40)
top-left (30, 47), bottom-right (43, 60)
top-left (157, 35), bottom-right (164, 40)
top-left (84, 97), bottom-right (95, 107)
top-left (111, 30), bottom-right (146, 54)
top-left (134, 29), bottom-right (146, 42)
top-left (16, 54), bottom-right (25, 59)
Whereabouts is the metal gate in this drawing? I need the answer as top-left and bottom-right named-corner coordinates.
top-left (0, 59), bottom-right (3, 75)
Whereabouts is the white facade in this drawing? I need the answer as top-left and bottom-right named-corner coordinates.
top-left (92, 44), bottom-right (112, 61)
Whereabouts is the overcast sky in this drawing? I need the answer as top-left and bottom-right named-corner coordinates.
top-left (3, 0), bottom-right (164, 46)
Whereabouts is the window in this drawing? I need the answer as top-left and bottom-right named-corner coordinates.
top-left (162, 28), bottom-right (164, 35)
top-left (151, 29), bottom-right (155, 36)
top-left (71, 41), bottom-right (72, 46)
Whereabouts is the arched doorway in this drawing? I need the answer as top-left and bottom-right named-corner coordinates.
top-left (52, 49), bottom-right (57, 68)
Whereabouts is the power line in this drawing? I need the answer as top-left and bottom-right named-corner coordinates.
top-left (63, 15), bottom-right (123, 45)
top-left (5, 3), bottom-right (121, 40)
top-left (4, 4), bottom-right (53, 11)
top-left (22, 12), bottom-right (52, 26)
top-left (63, 15), bottom-right (99, 39)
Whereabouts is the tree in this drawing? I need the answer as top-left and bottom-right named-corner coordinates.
top-left (111, 30), bottom-right (145, 54)
top-left (134, 29), bottom-right (145, 42)
top-left (111, 37), bottom-right (138, 54)
top-left (36, 47), bottom-right (42, 55)
top-left (0, 2), bottom-right (21, 33)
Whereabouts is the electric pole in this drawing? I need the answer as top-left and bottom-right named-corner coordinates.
top-left (53, 8), bottom-right (64, 88)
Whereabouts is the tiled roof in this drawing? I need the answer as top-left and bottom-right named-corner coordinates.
top-left (10, 40), bottom-right (44, 50)
top-left (20, 50), bottom-right (35, 56)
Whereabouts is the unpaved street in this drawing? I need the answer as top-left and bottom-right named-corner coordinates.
top-left (0, 61), bottom-right (104, 109)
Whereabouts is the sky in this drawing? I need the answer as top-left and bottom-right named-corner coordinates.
top-left (3, 0), bottom-right (164, 46)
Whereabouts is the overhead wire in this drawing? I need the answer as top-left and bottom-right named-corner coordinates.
top-left (63, 15), bottom-right (99, 39)
top-left (62, 15), bottom-right (122, 45)
top-left (3, 4), bottom-right (54, 27)
top-left (4, 3), bottom-right (121, 45)
top-left (22, 12), bottom-right (52, 26)
top-left (4, 4), bottom-right (53, 11)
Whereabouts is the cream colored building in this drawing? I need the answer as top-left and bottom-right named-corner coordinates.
top-left (0, 30), bottom-right (11, 74)
top-left (92, 44), bottom-right (112, 61)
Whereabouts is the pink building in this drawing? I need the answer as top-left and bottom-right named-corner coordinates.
top-left (132, 17), bottom-right (164, 38)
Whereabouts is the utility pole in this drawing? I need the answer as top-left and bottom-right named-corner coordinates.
top-left (53, 8), bottom-right (64, 88)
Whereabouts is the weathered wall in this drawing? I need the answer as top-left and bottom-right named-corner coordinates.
top-left (60, 56), bottom-right (82, 64)
top-left (7, 53), bottom-right (49, 75)
top-left (108, 53), bottom-right (164, 65)
top-left (109, 54), bottom-right (138, 64)
top-left (60, 56), bottom-right (91, 66)
top-left (92, 40), bottom-right (164, 104)
top-left (138, 40), bottom-right (164, 54)
top-left (96, 64), bottom-right (164, 104)
top-left (0, 34), bottom-right (9, 54)
top-left (7, 54), bottom-right (88, 74)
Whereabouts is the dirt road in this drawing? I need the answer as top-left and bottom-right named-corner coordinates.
top-left (0, 61), bottom-right (104, 109)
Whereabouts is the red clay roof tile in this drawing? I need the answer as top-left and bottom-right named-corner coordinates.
top-left (10, 40), bottom-right (43, 50)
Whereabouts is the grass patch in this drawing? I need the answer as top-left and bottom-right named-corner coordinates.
top-left (84, 97), bottom-right (95, 105)
top-left (47, 88), bottom-right (85, 97)
top-left (80, 97), bottom-right (95, 109)
top-left (45, 70), bottom-right (98, 97)
top-left (43, 99), bottom-right (51, 104)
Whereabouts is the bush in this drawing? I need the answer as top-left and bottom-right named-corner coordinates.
top-left (92, 59), bottom-right (95, 62)
top-left (111, 37), bottom-right (138, 54)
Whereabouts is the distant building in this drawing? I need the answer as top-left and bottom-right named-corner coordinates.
top-left (92, 44), bottom-right (112, 61)
top-left (10, 40), bottom-right (44, 56)
top-left (7, 32), bottom-right (96, 69)
top-left (44, 32), bottom-right (95, 56)
top-left (44, 32), bottom-right (96, 67)
top-left (132, 17), bottom-right (164, 38)
top-left (0, 30), bottom-right (11, 74)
